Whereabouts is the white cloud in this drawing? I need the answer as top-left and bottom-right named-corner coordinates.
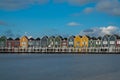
top-left (67, 22), bottom-right (81, 26)
top-left (79, 26), bottom-right (120, 37)
top-left (100, 26), bottom-right (117, 35)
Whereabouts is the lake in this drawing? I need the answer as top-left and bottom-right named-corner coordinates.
top-left (0, 53), bottom-right (120, 80)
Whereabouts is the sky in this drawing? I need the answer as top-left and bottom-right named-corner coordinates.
top-left (0, 0), bottom-right (120, 38)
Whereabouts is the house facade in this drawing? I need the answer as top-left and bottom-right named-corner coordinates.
top-left (109, 35), bottom-right (116, 48)
top-left (14, 38), bottom-right (20, 48)
top-left (102, 35), bottom-right (110, 47)
top-left (41, 36), bottom-right (48, 48)
top-left (68, 36), bottom-right (75, 48)
top-left (0, 36), bottom-right (7, 48)
top-left (95, 37), bottom-right (102, 47)
top-left (55, 36), bottom-right (62, 48)
top-left (61, 38), bottom-right (68, 48)
top-left (74, 35), bottom-right (82, 48)
top-left (6, 38), bottom-right (14, 48)
top-left (48, 36), bottom-right (55, 48)
top-left (81, 35), bottom-right (89, 48)
top-left (34, 38), bottom-right (41, 48)
top-left (28, 38), bottom-right (35, 48)
top-left (20, 36), bottom-right (28, 48)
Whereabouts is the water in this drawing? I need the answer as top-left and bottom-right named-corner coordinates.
top-left (0, 54), bottom-right (120, 80)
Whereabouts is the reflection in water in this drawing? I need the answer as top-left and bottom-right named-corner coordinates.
top-left (0, 54), bottom-right (120, 80)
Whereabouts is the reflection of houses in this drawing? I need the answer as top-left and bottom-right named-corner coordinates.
top-left (55, 36), bottom-right (62, 48)
top-left (28, 38), bottom-right (35, 48)
top-left (102, 35), bottom-right (110, 47)
top-left (35, 38), bottom-right (41, 48)
top-left (61, 38), bottom-right (68, 48)
top-left (74, 35), bottom-right (82, 48)
top-left (68, 36), bottom-right (75, 48)
top-left (48, 36), bottom-right (55, 48)
top-left (20, 36), bottom-right (28, 48)
top-left (0, 36), bottom-right (7, 48)
top-left (81, 35), bottom-right (89, 48)
top-left (7, 38), bottom-right (14, 48)
top-left (41, 36), bottom-right (48, 48)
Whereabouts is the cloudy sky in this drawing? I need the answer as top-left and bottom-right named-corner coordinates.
top-left (0, 0), bottom-right (120, 38)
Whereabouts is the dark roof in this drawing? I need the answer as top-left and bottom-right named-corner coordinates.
top-left (42, 36), bottom-right (48, 39)
top-left (79, 35), bottom-right (82, 38)
top-left (104, 34), bottom-right (110, 37)
top-left (29, 38), bottom-right (34, 40)
top-left (15, 38), bottom-right (20, 40)
top-left (91, 37), bottom-right (97, 40)
top-left (36, 37), bottom-right (40, 40)
top-left (7, 38), bottom-right (13, 40)
top-left (97, 36), bottom-right (102, 40)
top-left (69, 35), bottom-right (75, 38)
top-left (62, 38), bottom-right (67, 40)
top-left (114, 34), bottom-right (120, 39)
top-left (49, 36), bottom-right (55, 38)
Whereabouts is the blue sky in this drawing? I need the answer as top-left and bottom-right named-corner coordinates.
top-left (0, 0), bottom-right (120, 38)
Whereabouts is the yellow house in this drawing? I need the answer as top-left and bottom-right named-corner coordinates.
top-left (74, 35), bottom-right (82, 48)
top-left (81, 35), bottom-right (89, 47)
top-left (20, 36), bottom-right (28, 48)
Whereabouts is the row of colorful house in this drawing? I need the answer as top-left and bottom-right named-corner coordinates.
top-left (0, 34), bottom-right (120, 49)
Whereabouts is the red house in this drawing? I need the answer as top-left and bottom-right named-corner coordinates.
top-left (61, 38), bottom-right (68, 48)
top-left (7, 38), bottom-right (14, 48)
top-left (116, 35), bottom-right (120, 47)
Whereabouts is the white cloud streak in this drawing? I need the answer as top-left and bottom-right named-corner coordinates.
top-left (67, 22), bottom-right (81, 26)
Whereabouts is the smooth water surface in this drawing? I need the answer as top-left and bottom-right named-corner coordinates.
top-left (0, 53), bottom-right (120, 80)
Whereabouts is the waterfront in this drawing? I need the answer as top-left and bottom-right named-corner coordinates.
top-left (0, 54), bottom-right (120, 80)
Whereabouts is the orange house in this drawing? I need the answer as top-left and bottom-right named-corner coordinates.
top-left (74, 35), bottom-right (82, 48)
top-left (20, 36), bottom-right (28, 48)
top-left (81, 35), bottom-right (89, 47)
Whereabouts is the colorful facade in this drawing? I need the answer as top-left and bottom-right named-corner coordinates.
top-left (20, 36), bottom-right (28, 48)
top-left (81, 35), bottom-right (89, 48)
top-left (61, 38), bottom-right (68, 48)
top-left (0, 35), bottom-right (120, 52)
top-left (0, 36), bottom-right (7, 48)
top-left (7, 38), bottom-right (14, 48)
top-left (48, 36), bottom-right (55, 48)
top-left (55, 36), bottom-right (62, 48)
top-left (74, 35), bottom-right (82, 48)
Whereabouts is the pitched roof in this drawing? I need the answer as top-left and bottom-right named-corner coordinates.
top-left (36, 37), bottom-right (40, 40)
top-left (7, 38), bottom-right (13, 40)
top-left (29, 38), bottom-right (34, 40)
top-left (15, 38), bottom-right (20, 40)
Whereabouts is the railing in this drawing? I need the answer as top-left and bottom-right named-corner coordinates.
top-left (0, 47), bottom-right (120, 53)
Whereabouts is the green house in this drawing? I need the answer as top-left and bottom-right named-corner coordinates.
top-left (0, 36), bottom-right (7, 48)
top-left (48, 36), bottom-right (55, 48)
top-left (55, 36), bottom-right (62, 48)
